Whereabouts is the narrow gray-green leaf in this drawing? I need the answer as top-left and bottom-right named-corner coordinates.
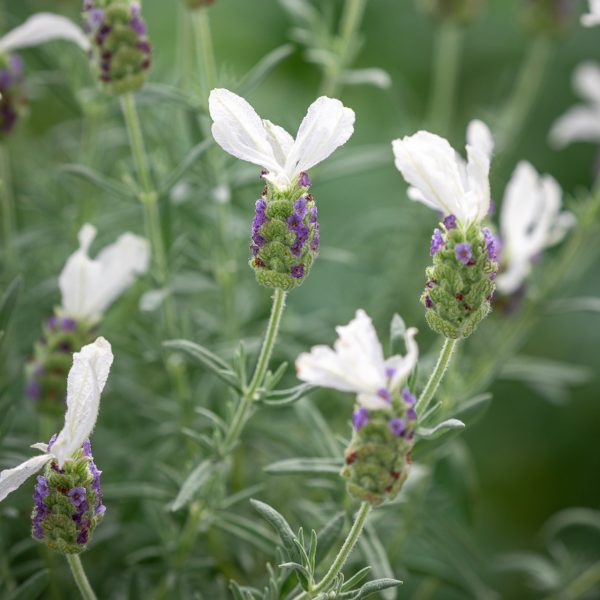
top-left (6, 569), bottom-right (49, 600)
top-left (417, 419), bottom-right (465, 440)
top-left (265, 457), bottom-right (342, 476)
top-left (239, 44), bottom-right (294, 95)
top-left (61, 164), bottom-right (134, 200)
top-left (170, 459), bottom-right (217, 511)
top-left (250, 499), bottom-right (301, 563)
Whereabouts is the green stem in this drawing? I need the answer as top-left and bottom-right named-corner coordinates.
top-left (192, 8), bottom-right (217, 100)
top-left (427, 21), bottom-right (462, 135)
top-left (221, 288), bottom-right (287, 452)
top-left (495, 36), bottom-right (551, 153)
top-left (320, 0), bottom-right (367, 97)
top-left (120, 93), bottom-right (177, 335)
top-left (416, 338), bottom-right (459, 416)
top-left (0, 143), bottom-right (17, 271)
top-left (65, 554), bottom-right (97, 600)
top-left (294, 502), bottom-right (372, 599)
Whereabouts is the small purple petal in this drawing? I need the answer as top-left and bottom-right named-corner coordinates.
top-left (60, 317), bottom-right (77, 332)
top-left (388, 418), bottom-right (406, 437)
top-left (376, 388), bottom-right (391, 403)
top-left (352, 407), bottom-right (369, 430)
top-left (291, 264), bottom-right (305, 279)
top-left (298, 172), bottom-right (311, 188)
top-left (402, 388), bottom-right (416, 406)
top-left (310, 233), bottom-right (320, 252)
top-left (443, 214), bottom-right (457, 230)
top-left (430, 228), bottom-right (444, 255)
top-left (455, 243), bottom-right (472, 265)
top-left (68, 487), bottom-right (87, 508)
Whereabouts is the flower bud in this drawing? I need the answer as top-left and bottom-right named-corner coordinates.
top-left (341, 388), bottom-right (417, 506)
top-left (82, 0), bottom-right (152, 95)
top-left (31, 437), bottom-right (105, 554)
top-left (0, 53), bottom-right (26, 137)
top-left (521, 0), bottom-right (576, 37)
top-left (421, 217), bottom-right (498, 339)
top-left (26, 315), bottom-right (95, 417)
top-left (417, 0), bottom-right (485, 24)
top-left (250, 171), bottom-right (320, 291)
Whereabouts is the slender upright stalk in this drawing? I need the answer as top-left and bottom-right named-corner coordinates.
top-left (427, 21), bottom-right (463, 136)
top-left (0, 143), bottom-right (17, 270)
top-left (320, 0), bottom-right (368, 97)
top-left (120, 93), bottom-right (177, 335)
top-left (293, 502), bottom-right (372, 600)
top-left (221, 288), bottom-right (287, 452)
top-left (495, 36), bottom-right (551, 154)
top-left (416, 338), bottom-right (459, 416)
top-left (192, 8), bottom-right (217, 100)
top-left (65, 554), bottom-right (97, 600)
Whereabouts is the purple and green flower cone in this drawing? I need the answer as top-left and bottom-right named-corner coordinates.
top-left (422, 218), bottom-right (498, 339)
top-left (418, 0), bottom-right (484, 24)
top-left (521, 0), bottom-right (575, 38)
top-left (26, 315), bottom-right (95, 417)
top-left (0, 53), bottom-right (26, 137)
top-left (250, 171), bottom-right (320, 291)
top-left (341, 388), bottom-right (417, 506)
top-left (83, 0), bottom-right (152, 95)
top-left (31, 437), bottom-right (106, 554)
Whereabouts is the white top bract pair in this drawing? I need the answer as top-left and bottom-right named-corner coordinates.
top-left (0, 338), bottom-right (113, 502)
top-left (59, 225), bottom-right (150, 324)
top-left (392, 122), bottom-right (574, 295)
top-left (0, 13), bottom-right (89, 55)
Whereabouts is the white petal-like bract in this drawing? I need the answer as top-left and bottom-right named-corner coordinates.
top-left (0, 454), bottom-right (52, 503)
top-left (582, 0), bottom-right (600, 26)
top-left (59, 224), bottom-right (150, 322)
top-left (51, 337), bottom-right (114, 468)
top-left (209, 89), bottom-right (355, 191)
top-left (392, 121), bottom-right (493, 225)
top-left (0, 13), bottom-right (90, 54)
top-left (549, 62), bottom-right (600, 148)
top-left (497, 162), bottom-right (575, 294)
top-left (296, 310), bottom-right (418, 409)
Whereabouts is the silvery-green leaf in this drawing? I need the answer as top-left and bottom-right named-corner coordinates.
top-left (5, 569), bottom-right (49, 600)
top-left (342, 578), bottom-right (403, 599)
top-left (61, 164), bottom-right (135, 200)
top-left (340, 68), bottom-right (392, 89)
top-left (239, 45), bottom-right (294, 95)
top-left (261, 383), bottom-right (316, 407)
top-left (170, 459), bottom-right (218, 511)
top-left (264, 457), bottom-right (342, 476)
top-left (250, 499), bottom-right (301, 563)
top-left (164, 339), bottom-right (240, 391)
top-left (417, 419), bottom-right (465, 440)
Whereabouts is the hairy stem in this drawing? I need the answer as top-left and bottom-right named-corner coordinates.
top-left (0, 144), bottom-right (17, 271)
top-left (65, 554), bottom-right (97, 600)
top-left (222, 288), bottom-right (287, 452)
top-left (120, 93), bottom-right (177, 336)
top-left (293, 502), bottom-right (372, 599)
top-left (495, 36), bottom-right (551, 154)
top-left (427, 21), bottom-right (462, 136)
top-left (320, 0), bottom-right (368, 97)
top-left (416, 338), bottom-right (459, 416)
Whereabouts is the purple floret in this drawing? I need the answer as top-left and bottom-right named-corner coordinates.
top-left (430, 228), bottom-right (444, 255)
top-left (455, 243), bottom-right (472, 265)
top-left (388, 418), bottom-right (406, 437)
top-left (291, 264), bottom-right (305, 279)
top-left (68, 487), bottom-right (87, 508)
top-left (443, 214), bottom-right (457, 230)
top-left (352, 407), bottom-right (369, 430)
top-left (298, 172), bottom-right (311, 188)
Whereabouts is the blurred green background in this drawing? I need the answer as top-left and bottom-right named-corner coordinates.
top-left (1, 0), bottom-right (600, 598)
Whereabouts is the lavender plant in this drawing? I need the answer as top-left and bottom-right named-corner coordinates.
top-left (1, 1), bottom-right (600, 599)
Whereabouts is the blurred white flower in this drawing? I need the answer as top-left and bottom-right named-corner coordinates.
top-left (582, 0), bottom-right (600, 27)
top-left (0, 13), bottom-right (90, 54)
top-left (59, 224), bottom-right (150, 324)
top-left (0, 338), bottom-right (113, 501)
top-left (296, 310), bottom-right (418, 410)
top-left (208, 88), bottom-right (355, 191)
top-left (392, 120), bottom-right (494, 227)
top-left (549, 62), bottom-right (600, 148)
top-left (497, 162), bottom-right (576, 295)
